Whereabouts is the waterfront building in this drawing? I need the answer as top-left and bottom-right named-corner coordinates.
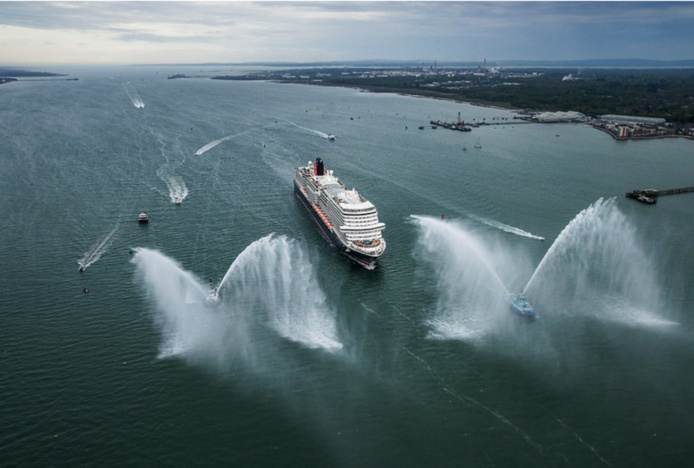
top-left (599, 114), bottom-right (666, 126)
top-left (533, 111), bottom-right (586, 122)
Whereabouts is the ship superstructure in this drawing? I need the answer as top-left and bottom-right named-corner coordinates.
top-left (294, 158), bottom-right (386, 268)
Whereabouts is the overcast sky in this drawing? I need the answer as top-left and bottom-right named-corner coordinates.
top-left (1, 1), bottom-right (693, 66)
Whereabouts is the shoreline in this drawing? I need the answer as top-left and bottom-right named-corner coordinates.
top-left (590, 123), bottom-right (694, 141)
top-left (285, 80), bottom-right (694, 142)
top-left (305, 81), bottom-right (520, 112)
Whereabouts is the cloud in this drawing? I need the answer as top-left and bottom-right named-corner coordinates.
top-left (0, 2), bottom-right (692, 65)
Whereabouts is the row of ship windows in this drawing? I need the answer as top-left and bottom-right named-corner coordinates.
top-left (327, 214), bottom-right (380, 229)
top-left (322, 204), bottom-right (345, 226)
top-left (344, 232), bottom-right (381, 240)
top-left (344, 220), bottom-right (380, 227)
top-left (344, 214), bottom-right (378, 221)
top-left (305, 187), bottom-right (382, 236)
top-left (345, 217), bottom-right (379, 223)
top-left (317, 198), bottom-right (380, 227)
top-left (343, 208), bottom-right (376, 214)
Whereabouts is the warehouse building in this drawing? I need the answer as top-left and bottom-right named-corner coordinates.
top-left (599, 114), bottom-right (666, 126)
top-left (533, 111), bottom-right (586, 122)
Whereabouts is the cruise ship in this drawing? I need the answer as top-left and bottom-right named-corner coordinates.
top-left (294, 158), bottom-right (386, 269)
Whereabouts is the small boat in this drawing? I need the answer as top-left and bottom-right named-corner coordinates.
top-left (626, 189), bottom-right (658, 204)
top-left (418, 126), bottom-right (424, 130)
top-left (78, 262), bottom-right (86, 272)
top-left (462, 146), bottom-right (467, 151)
top-left (327, 134), bottom-right (336, 141)
top-left (474, 138), bottom-right (482, 149)
top-left (509, 293), bottom-right (537, 318)
top-left (637, 194), bottom-right (656, 204)
top-left (138, 212), bottom-right (149, 223)
top-left (206, 280), bottom-right (219, 303)
top-left (173, 197), bottom-right (182, 204)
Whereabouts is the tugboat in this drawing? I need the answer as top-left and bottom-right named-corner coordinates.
top-left (625, 189), bottom-right (658, 204)
top-left (509, 293), bottom-right (537, 318)
top-left (205, 280), bottom-right (220, 304)
top-left (138, 212), bottom-right (149, 223)
top-left (636, 194), bottom-right (656, 204)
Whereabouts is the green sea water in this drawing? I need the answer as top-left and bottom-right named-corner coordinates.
top-left (1, 66), bottom-right (693, 466)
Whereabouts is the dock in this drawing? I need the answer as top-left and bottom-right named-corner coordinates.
top-left (430, 111), bottom-right (472, 132)
top-left (430, 119), bottom-right (471, 132)
top-left (625, 186), bottom-right (694, 204)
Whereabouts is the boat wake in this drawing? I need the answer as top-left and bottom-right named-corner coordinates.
top-left (131, 235), bottom-right (341, 370)
top-left (194, 139), bottom-right (223, 156)
top-left (78, 224), bottom-right (119, 271)
top-left (194, 129), bottom-right (253, 156)
top-left (123, 82), bottom-right (145, 108)
top-left (163, 174), bottom-right (188, 203)
top-left (282, 119), bottom-right (331, 139)
top-left (402, 346), bottom-right (543, 455)
top-left (469, 214), bottom-right (544, 241)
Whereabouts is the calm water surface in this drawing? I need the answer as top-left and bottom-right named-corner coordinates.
top-left (1, 66), bottom-right (693, 466)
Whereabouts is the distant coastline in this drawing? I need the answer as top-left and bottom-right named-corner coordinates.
top-left (210, 65), bottom-right (694, 140)
top-left (0, 67), bottom-right (73, 85)
top-left (145, 58), bottom-right (694, 69)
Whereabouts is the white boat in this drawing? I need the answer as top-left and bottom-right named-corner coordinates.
top-left (474, 138), bottom-right (482, 149)
top-left (294, 158), bottom-right (386, 269)
top-left (327, 134), bottom-right (336, 141)
top-left (138, 212), bottom-right (149, 223)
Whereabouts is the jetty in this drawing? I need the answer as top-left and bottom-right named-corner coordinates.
top-left (625, 186), bottom-right (694, 204)
top-left (430, 112), bottom-right (471, 132)
top-left (430, 119), bottom-right (471, 132)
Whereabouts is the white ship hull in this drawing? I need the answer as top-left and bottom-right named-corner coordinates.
top-left (294, 158), bottom-right (386, 268)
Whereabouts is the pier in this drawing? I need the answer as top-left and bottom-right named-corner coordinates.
top-left (625, 186), bottom-right (694, 204)
top-left (431, 112), bottom-right (471, 132)
top-left (430, 113), bottom-right (535, 132)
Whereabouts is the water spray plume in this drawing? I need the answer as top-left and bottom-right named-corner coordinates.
top-left (412, 198), bottom-right (675, 340)
top-left (216, 234), bottom-right (342, 352)
top-left (131, 235), bottom-right (341, 370)
top-left (411, 215), bottom-right (525, 339)
top-left (523, 198), bottom-right (671, 325)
